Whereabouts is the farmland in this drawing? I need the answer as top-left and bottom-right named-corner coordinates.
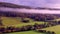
top-left (1, 17), bottom-right (45, 27)
top-left (41, 25), bottom-right (60, 34)
top-left (1, 17), bottom-right (47, 34)
top-left (6, 31), bottom-right (46, 34)
top-left (0, 17), bottom-right (60, 34)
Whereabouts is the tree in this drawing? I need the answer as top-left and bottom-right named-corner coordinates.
top-left (0, 17), bottom-right (3, 25)
top-left (21, 18), bottom-right (29, 23)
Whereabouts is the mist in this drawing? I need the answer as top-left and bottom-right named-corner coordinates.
top-left (0, 7), bottom-right (60, 14)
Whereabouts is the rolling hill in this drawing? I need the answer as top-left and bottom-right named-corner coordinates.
top-left (0, 2), bottom-right (32, 9)
top-left (0, 2), bottom-right (60, 34)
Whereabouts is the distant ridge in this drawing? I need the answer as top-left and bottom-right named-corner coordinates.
top-left (0, 2), bottom-right (60, 10)
top-left (0, 2), bottom-right (32, 9)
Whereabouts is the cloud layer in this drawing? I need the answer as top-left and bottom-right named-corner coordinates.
top-left (0, 7), bottom-right (60, 14)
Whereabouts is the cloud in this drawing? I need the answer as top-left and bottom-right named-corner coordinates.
top-left (46, 4), bottom-right (60, 8)
top-left (46, 0), bottom-right (60, 8)
top-left (46, 0), bottom-right (60, 4)
top-left (0, 0), bottom-right (19, 4)
top-left (1, 7), bottom-right (60, 14)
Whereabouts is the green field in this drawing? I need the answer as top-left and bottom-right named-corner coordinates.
top-left (2, 17), bottom-right (60, 34)
top-left (41, 25), bottom-right (60, 34)
top-left (1, 17), bottom-right (47, 34)
top-left (6, 31), bottom-right (46, 34)
top-left (2, 17), bottom-right (46, 27)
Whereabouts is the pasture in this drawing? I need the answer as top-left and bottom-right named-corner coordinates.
top-left (1, 17), bottom-right (47, 34)
top-left (41, 25), bottom-right (60, 34)
top-left (6, 31), bottom-right (46, 34)
top-left (1, 17), bottom-right (46, 27)
top-left (1, 17), bottom-right (60, 34)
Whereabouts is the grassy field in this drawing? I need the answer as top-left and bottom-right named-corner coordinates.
top-left (41, 25), bottom-right (60, 34)
top-left (2, 17), bottom-right (60, 34)
top-left (1, 17), bottom-right (46, 27)
top-left (1, 17), bottom-right (47, 34)
top-left (6, 31), bottom-right (46, 34)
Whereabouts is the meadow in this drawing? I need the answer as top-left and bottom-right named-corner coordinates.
top-left (1, 17), bottom-right (46, 27)
top-left (6, 31), bottom-right (46, 34)
top-left (1, 17), bottom-right (60, 34)
top-left (41, 25), bottom-right (60, 34)
top-left (1, 17), bottom-right (47, 34)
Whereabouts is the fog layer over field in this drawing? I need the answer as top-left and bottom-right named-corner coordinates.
top-left (0, 7), bottom-right (60, 14)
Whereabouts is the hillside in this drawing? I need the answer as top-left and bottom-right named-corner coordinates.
top-left (0, 2), bottom-right (32, 9)
top-left (41, 25), bottom-right (60, 34)
top-left (1, 17), bottom-right (45, 27)
top-left (0, 2), bottom-right (60, 34)
top-left (0, 2), bottom-right (60, 10)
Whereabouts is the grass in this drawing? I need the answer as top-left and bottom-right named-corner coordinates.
top-left (5, 31), bottom-right (46, 34)
top-left (1, 17), bottom-right (46, 27)
top-left (1, 17), bottom-right (47, 34)
top-left (41, 25), bottom-right (60, 34)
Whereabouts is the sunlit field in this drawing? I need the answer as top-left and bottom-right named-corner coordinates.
top-left (1, 17), bottom-right (60, 34)
top-left (1, 17), bottom-right (47, 34)
top-left (41, 25), bottom-right (60, 34)
top-left (2, 17), bottom-right (46, 27)
top-left (6, 31), bottom-right (46, 34)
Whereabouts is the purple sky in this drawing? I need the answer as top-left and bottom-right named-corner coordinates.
top-left (0, 0), bottom-right (60, 8)
top-left (0, 0), bottom-right (60, 14)
top-left (0, 0), bottom-right (46, 7)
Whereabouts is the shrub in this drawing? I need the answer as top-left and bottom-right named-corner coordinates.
top-left (37, 30), bottom-right (46, 33)
top-left (21, 20), bottom-right (29, 23)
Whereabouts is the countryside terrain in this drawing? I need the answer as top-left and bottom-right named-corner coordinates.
top-left (0, 14), bottom-right (60, 34)
top-left (0, 2), bottom-right (60, 34)
top-left (1, 17), bottom-right (48, 34)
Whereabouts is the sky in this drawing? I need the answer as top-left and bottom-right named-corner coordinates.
top-left (0, 0), bottom-right (60, 8)
top-left (0, 0), bottom-right (60, 14)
